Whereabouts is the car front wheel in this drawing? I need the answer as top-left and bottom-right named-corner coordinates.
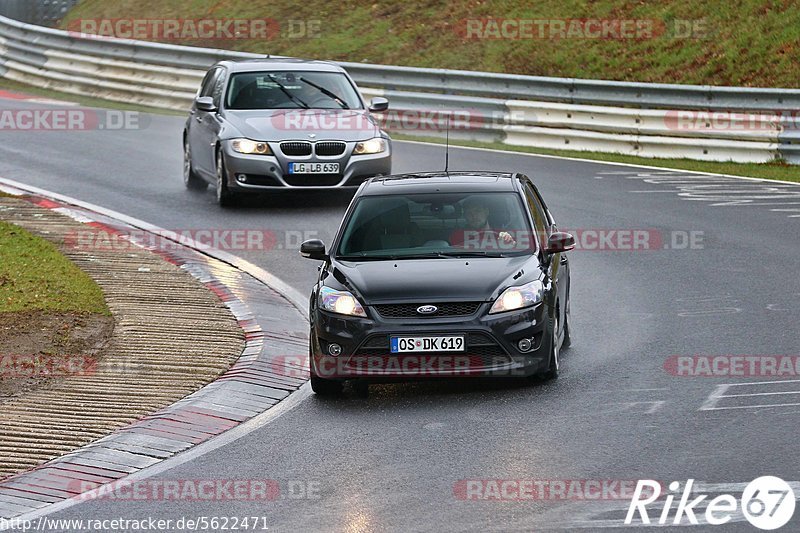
top-left (538, 313), bottom-right (560, 381)
top-left (562, 292), bottom-right (572, 349)
top-left (309, 338), bottom-right (343, 395)
top-left (216, 150), bottom-right (237, 207)
top-left (183, 138), bottom-right (208, 191)
top-left (310, 373), bottom-right (344, 396)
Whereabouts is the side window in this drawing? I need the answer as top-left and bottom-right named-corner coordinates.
top-left (531, 184), bottom-right (554, 227)
top-left (199, 68), bottom-right (219, 98)
top-left (212, 69), bottom-right (227, 107)
top-left (524, 183), bottom-right (549, 249)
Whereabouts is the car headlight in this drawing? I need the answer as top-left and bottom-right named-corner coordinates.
top-left (231, 138), bottom-right (272, 155)
top-left (319, 286), bottom-right (367, 317)
top-left (489, 280), bottom-right (544, 314)
top-left (353, 137), bottom-right (386, 155)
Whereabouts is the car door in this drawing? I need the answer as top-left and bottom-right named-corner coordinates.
top-left (189, 67), bottom-right (224, 176)
top-left (522, 178), bottom-right (569, 325)
top-left (530, 181), bottom-right (569, 312)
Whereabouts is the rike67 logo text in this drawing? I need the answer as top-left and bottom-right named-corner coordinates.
top-left (626, 477), bottom-right (795, 530)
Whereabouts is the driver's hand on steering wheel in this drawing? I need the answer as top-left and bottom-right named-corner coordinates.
top-left (498, 231), bottom-right (516, 245)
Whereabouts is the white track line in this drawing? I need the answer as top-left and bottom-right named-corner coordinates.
top-left (396, 139), bottom-right (800, 187)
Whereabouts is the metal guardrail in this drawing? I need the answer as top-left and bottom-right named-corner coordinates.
top-left (0, 14), bottom-right (797, 164)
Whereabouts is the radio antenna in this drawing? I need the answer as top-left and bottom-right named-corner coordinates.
top-left (444, 112), bottom-right (450, 173)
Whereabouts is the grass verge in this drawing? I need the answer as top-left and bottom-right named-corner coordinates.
top-left (0, 220), bottom-right (109, 314)
top-left (63, 0), bottom-right (800, 87)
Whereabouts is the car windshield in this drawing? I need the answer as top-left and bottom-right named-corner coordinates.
top-left (336, 192), bottom-right (536, 259)
top-left (226, 71), bottom-right (362, 110)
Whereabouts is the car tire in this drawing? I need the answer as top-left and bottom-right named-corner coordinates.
top-left (216, 149), bottom-right (237, 207)
top-left (310, 373), bottom-right (344, 396)
top-left (562, 292), bottom-right (572, 349)
top-left (352, 380), bottom-right (369, 398)
top-left (539, 313), bottom-right (560, 381)
top-left (183, 137), bottom-right (208, 191)
top-left (309, 336), bottom-right (344, 395)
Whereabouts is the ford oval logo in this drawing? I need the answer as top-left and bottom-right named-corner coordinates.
top-left (417, 305), bottom-right (438, 315)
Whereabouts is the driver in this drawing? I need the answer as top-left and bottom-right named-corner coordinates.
top-left (450, 197), bottom-right (516, 248)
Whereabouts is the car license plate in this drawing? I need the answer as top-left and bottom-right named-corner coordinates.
top-left (288, 162), bottom-right (340, 174)
top-left (390, 336), bottom-right (465, 353)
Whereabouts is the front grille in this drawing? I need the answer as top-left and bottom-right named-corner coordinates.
top-left (315, 141), bottom-right (346, 156)
top-left (284, 174), bottom-right (342, 186)
top-left (374, 302), bottom-right (482, 319)
top-left (280, 142), bottom-right (312, 156)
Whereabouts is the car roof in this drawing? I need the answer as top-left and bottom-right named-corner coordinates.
top-left (216, 58), bottom-right (347, 74)
top-left (359, 171), bottom-right (520, 196)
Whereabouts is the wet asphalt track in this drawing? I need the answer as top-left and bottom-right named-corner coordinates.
top-left (1, 97), bottom-right (800, 531)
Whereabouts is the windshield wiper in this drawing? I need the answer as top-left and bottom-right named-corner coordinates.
top-left (336, 254), bottom-right (392, 261)
top-left (435, 251), bottom-right (510, 258)
top-left (336, 253), bottom-right (451, 261)
top-left (337, 251), bottom-right (507, 261)
top-left (267, 74), bottom-right (309, 109)
top-left (299, 77), bottom-right (350, 109)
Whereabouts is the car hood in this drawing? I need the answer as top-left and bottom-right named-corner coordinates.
top-left (330, 256), bottom-right (539, 304)
top-left (222, 109), bottom-right (382, 142)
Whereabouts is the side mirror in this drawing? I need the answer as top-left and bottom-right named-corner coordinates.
top-left (545, 232), bottom-right (575, 254)
top-left (300, 239), bottom-right (327, 260)
top-left (195, 96), bottom-right (217, 112)
top-left (368, 97), bottom-right (389, 113)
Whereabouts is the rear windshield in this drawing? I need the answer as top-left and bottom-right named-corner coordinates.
top-left (336, 192), bottom-right (536, 259)
top-left (226, 71), bottom-right (362, 110)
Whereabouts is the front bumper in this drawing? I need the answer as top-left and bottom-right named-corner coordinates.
top-left (310, 302), bottom-right (551, 381)
top-left (221, 139), bottom-right (391, 191)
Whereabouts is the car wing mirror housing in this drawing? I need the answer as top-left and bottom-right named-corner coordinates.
top-left (545, 232), bottom-right (576, 253)
top-left (369, 97), bottom-right (389, 113)
top-left (195, 96), bottom-right (217, 112)
top-left (300, 239), bottom-right (328, 260)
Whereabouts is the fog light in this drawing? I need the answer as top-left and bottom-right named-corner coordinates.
top-left (328, 343), bottom-right (342, 356)
top-left (237, 174), bottom-right (247, 183)
top-left (518, 338), bottom-right (532, 352)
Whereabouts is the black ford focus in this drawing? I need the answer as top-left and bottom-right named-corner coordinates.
top-left (300, 171), bottom-right (575, 395)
